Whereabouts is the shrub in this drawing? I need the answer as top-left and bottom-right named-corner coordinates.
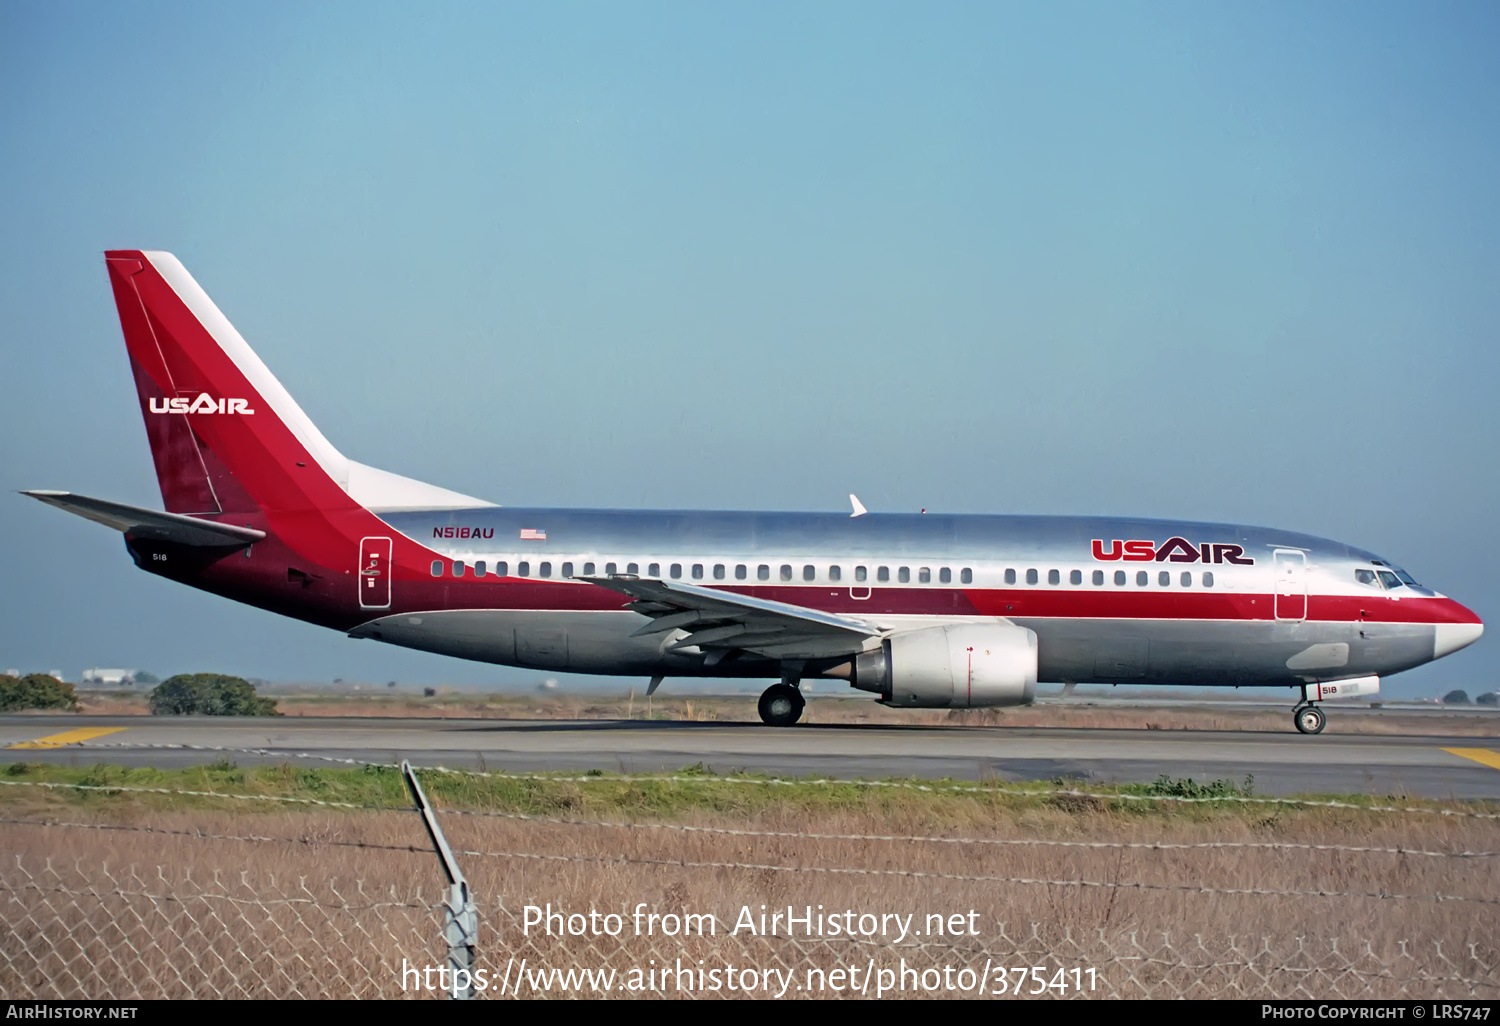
top-left (148, 674), bottom-right (278, 716)
top-left (1477, 692), bottom-right (1498, 707)
top-left (1442, 689), bottom-right (1471, 705)
top-left (1145, 773), bottom-right (1255, 799)
top-left (0, 674), bottom-right (80, 712)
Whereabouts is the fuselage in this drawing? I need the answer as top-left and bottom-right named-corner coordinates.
top-left (128, 504), bottom-right (1482, 690)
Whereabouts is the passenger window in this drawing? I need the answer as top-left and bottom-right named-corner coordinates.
top-left (1158, 571), bottom-right (1169, 586)
top-left (1070, 569), bottom-right (1082, 585)
top-left (1026, 569), bottom-right (1038, 585)
top-left (671, 563), bottom-right (682, 579)
top-left (1355, 569), bottom-right (1379, 587)
top-left (1136, 571), bottom-right (1148, 586)
top-left (517, 562), bottom-right (529, 577)
top-left (758, 565), bottom-right (770, 581)
top-left (877, 566), bottom-right (890, 582)
top-left (1005, 569), bottom-right (1016, 585)
top-left (475, 560), bottom-right (488, 577)
top-left (829, 565), bottom-right (842, 581)
top-left (918, 567), bottom-right (931, 584)
top-left (540, 562), bottom-right (552, 578)
top-left (939, 568), bottom-right (951, 584)
top-left (692, 563), bottom-right (704, 580)
top-left (780, 564), bottom-right (793, 582)
top-left (1092, 570), bottom-right (1104, 586)
top-left (496, 561), bottom-right (508, 577)
top-left (736, 564), bottom-right (747, 580)
top-left (561, 562), bottom-right (573, 578)
top-left (898, 567), bottom-right (910, 583)
top-left (1378, 570), bottom-right (1401, 590)
top-left (855, 566), bottom-right (868, 582)
top-left (714, 564), bottom-right (725, 580)
top-left (626, 562), bottom-right (639, 575)
top-left (430, 560), bottom-right (443, 577)
top-left (648, 562), bottom-right (660, 577)
top-left (1048, 569), bottom-right (1060, 585)
top-left (1115, 570), bottom-right (1127, 586)
top-left (605, 562), bottom-right (617, 575)
top-left (452, 561), bottom-right (466, 577)
top-left (1180, 571), bottom-right (1191, 587)
top-left (583, 562), bottom-right (594, 576)
top-left (961, 568), bottom-right (972, 584)
top-left (803, 565), bottom-right (816, 581)
top-left (1203, 572), bottom-right (1214, 587)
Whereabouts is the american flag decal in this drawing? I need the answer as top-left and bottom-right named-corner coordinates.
top-left (519, 528), bottom-right (547, 540)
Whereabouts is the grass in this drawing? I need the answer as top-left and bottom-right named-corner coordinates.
top-left (1, 759), bottom-right (1494, 825)
top-left (3, 759), bottom-right (1497, 999)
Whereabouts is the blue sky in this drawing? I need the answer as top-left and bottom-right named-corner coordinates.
top-left (2, 2), bottom-right (1497, 697)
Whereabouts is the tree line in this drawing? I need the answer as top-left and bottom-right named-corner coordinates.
top-left (1, 673), bottom-right (277, 716)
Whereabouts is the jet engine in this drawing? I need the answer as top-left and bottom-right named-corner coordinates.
top-left (844, 622), bottom-right (1037, 708)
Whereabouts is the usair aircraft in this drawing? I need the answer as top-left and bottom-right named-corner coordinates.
top-left (26, 251), bottom-right (1484, 734)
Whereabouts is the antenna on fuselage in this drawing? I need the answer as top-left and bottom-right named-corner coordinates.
top-left (849, 494), bottom-right (867, 518)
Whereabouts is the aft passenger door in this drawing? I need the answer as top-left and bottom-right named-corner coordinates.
top-left (1273, 549), bottom-right (1306, 621)
top-left (359, 536), bottom-right (393, 610)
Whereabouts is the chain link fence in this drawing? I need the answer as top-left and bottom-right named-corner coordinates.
top-left (2, 756), bottom-right (1497, 1000)
top-left (3, 857), bottom-right (1496, 999)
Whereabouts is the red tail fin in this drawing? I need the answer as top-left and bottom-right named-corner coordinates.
top-left (104, 251), bottom-right (486, 516)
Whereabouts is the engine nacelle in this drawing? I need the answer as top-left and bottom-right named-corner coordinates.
top-left (849, 622), bottom-right (1038, 708)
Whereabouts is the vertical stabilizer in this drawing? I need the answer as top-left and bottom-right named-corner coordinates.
top-left (104, 251), bottom-right (488, 515)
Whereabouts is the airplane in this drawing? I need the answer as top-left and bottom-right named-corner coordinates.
top-left (25, 250), bottom-right (1484, 735)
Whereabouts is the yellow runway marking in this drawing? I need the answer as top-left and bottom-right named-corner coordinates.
top-left (1444, 748), bottom-right (1500, 772)
top-left (8, 727), bottom-right (126, 750)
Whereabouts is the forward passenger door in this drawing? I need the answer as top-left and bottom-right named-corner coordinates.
top-left (1273, 549), bottom-right (1307, 621)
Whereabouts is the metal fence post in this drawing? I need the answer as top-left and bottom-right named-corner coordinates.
top-left (402, 760), bottom-right (478, 999)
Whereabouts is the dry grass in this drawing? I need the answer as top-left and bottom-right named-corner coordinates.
top-left (69, 689), bottom-right (1500, 736)
top-left (6, 793), bottom-right (1496, 942)
top-left (2, 758), bottom-right (1497, 998)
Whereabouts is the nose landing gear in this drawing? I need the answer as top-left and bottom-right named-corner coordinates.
top-left (758, 681), bottom-right (805, 726)
top-left (1293, 703), bottom-right (1326, 735)
top-left (1289, 676), bottom-right (1381, 734)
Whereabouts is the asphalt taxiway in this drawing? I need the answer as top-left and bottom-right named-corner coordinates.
top-left (3, 714), bottom-right (1498, 798)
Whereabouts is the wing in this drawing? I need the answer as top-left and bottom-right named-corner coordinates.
top-left (578, 576), bottom-right (878, 662)
top-left (23, 491), bottom-right (265, 548)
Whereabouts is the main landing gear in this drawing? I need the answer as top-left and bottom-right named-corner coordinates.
top-left (758, 681), bottom-right (805, 727)
top-left (1293, 703), bottom-right (1326, 735)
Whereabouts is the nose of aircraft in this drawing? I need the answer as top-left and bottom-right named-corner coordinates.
top-left (1434, 606), bottom-right (1484, 659)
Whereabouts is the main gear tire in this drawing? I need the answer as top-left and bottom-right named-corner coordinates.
top-left (758, 683), bottom-right (805, 727)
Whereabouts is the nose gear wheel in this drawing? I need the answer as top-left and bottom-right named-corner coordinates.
top-left (1294, 704), bottom-right (1326, 735)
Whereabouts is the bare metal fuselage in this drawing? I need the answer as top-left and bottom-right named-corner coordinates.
top-left (335, 507), bottom-right (1467, 690)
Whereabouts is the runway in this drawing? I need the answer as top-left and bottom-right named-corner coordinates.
top-left (4, 714), bottom-right (1499, 799)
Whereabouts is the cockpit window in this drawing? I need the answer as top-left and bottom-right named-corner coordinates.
top-left (1355, 569), bottom-right (1380, 588)
top-left (1377, 570), bottom-right (1401, 590)
top-left (1372, 560), bottom-right (1421, 588)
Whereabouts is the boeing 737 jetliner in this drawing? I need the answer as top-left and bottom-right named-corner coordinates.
top-left (26, 251), bottom-right (1484, 733)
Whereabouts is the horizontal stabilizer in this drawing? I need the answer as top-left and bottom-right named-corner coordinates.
top-left (23, 490), bottom-right (265, 548)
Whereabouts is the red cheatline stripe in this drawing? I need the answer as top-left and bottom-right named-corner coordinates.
top-left (388, 578), bottom-right (1473, 626)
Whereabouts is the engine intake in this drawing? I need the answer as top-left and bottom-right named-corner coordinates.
top-left (848, 622), bottom-right (1037, 708)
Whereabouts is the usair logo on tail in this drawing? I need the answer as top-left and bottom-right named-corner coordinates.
top-left (147, 394), bottom-right (255, 415)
